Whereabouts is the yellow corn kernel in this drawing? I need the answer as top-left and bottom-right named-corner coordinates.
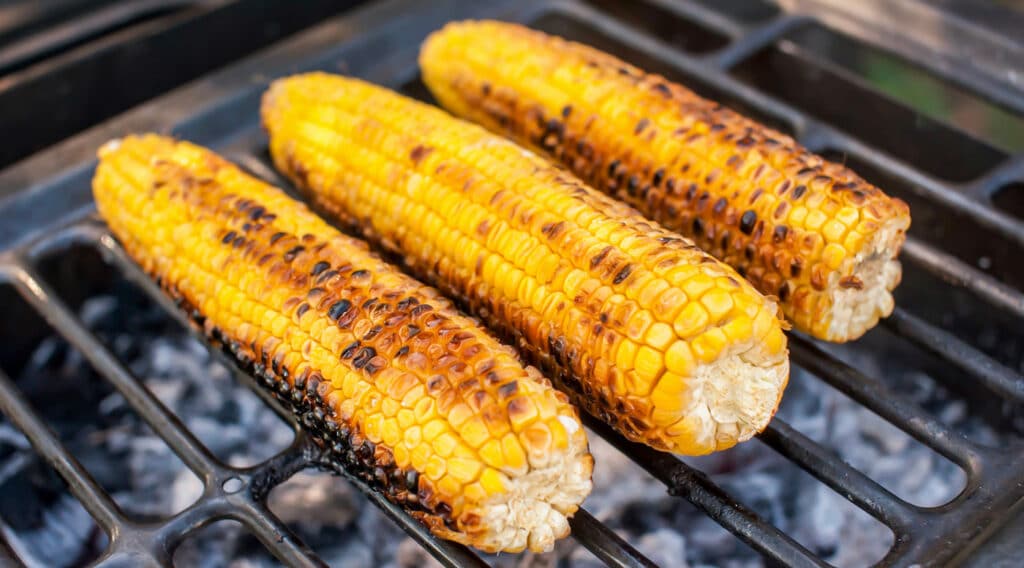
top-left (479, 468), bottom-right (507, 495)
top-left (634, 345), bottom-right (665, 383)
top-left (645, 322), bottom-right (675, 350)
top-left (664, 341), bottom-right (695, 376)
top-left (674, 302), bottom-right (710, 339)
top-left (700, 289), bottom-right (735, 323)
top-left (501, 433), bottom-right (528, 472)
top-left (692, 328), bottom-right (729, 363)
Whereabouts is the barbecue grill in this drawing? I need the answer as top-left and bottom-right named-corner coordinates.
top-left (1, 0), bottom-right (1023, 566)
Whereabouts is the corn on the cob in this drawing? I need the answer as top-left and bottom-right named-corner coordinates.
top-left (92, 134), bottom-right (592, 553)
top-left (420, 20), bottom-right (911, 342)
top-left (261, 73), bottom-right (789, 456)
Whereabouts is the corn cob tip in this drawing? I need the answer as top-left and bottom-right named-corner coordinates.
top-left (824, 213), bottom-right (908, 342)
top-left (658, 294), bottom-right (789, 455)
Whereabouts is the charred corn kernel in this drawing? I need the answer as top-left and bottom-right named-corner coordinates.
top-left (420, 20), bottom-right (912, 342)
top-left (262, 73), bottom-right (789, 455)
top-left (93, 134), bottom-right (591, 553)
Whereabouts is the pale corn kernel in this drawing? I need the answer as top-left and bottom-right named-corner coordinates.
top-left (523, 422), bottom-right (552, 461)
top-left (805, 210), bottom-right (828, 231)
top-left (752, 308), bottom-right (777, 340)
top-left (634, 345), bottom-right (665, 383)
top-left (664, 341), bottom-right (695, 376)
top-left (425, 455), bottom-right (447, 481)
top-left (721, 316), bottom-right (753, 342)
top-left (479, 468), bottom-right (507, 495)
top-left (410, 443), bottom-right (432, 471)
top-left (674, 302), bottom-right (709, 338)
top-left (681, 273), bottom-right (715, 298)
top-left (423, 419), bottom-right (447, 442)
top-left (432, 433), bottom-right (459, 458)
top-left (700, 288), bottom-right (734, 323)
top-left (436, 475), bottom-right (463, 500)
top-left (615, 339), bottom-right (639, 372)
top-left (644, 321), bottom-right (675, 350)
top-left (501, 433), bottom-right (528, 472)
top-left (650, 373), bottom-right (690, 416)
top-left (460, 417), bottom-right (491, 449)
top-left (382, 420), bottom-right (402, 448)
top-left (392, 444), bottom-right (410, 468)
top-left (464, 482), bottom-right (489, 503)
top-left (507, 396), bottom-right (539, 431)
top-left (448, 457), bottom-right (483, 483)
top-left (764, 326), bottom-right (787, 354)
top-left (822, 243), bottom-right (847, 270)
top-left (444, 402), bottom-right (471, 427)
top-left (691, 328), bottom-right (728, 363)
top-left (404, 425), bottom-right (423, 447)
top-left (822, 219), bottom-right (848, 243)
top-left (789, 206), bottom-right (808, 226)
top-left (835, 206), bottom-right (860, 227)
top-left (478, 439), bottom-right (505, 469)
top-left (843, 230), bottom-right (866, 252)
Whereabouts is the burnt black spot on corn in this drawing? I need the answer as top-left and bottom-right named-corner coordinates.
top-left (420, 20), bottom-right (912, 342)
top-left (261, 74), bottom-right (789, 456)
top-left (92, 134), bottom-right (591, 554)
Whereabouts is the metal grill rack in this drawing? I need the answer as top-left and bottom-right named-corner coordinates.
top-left (1, 0), bottom-right (1023, 566)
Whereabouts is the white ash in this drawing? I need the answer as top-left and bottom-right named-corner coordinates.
top-left (0, 292), bottom-right (1007, 567)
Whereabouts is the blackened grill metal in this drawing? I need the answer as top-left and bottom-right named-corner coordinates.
top-left (0, 0), bottom-right (1022, 566)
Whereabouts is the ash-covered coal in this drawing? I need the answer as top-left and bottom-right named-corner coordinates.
top-left (0, 284), bottom-right (1004, 567)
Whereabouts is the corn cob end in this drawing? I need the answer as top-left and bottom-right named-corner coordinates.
top-left (819, 213), bottom-right (907, 341)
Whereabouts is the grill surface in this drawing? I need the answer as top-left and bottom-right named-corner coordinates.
top-left (1, 0), bottom-right (1023, 566)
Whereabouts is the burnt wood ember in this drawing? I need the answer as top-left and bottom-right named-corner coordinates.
top-left (1, 0), bottom-right (1024, 566)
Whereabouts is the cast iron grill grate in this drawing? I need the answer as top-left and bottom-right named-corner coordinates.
top-left (0, 0), bottom-right (1022, 566)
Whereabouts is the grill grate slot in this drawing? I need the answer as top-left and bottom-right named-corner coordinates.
top-left (0, 0), bottom-right (1022, 566)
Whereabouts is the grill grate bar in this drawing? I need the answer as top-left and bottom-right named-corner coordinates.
top-left (965, 156), bottom-right (1024, 199)
top-left (0, 366), bottom-right (123, 533)
top-left (582, 416), bottom-right (828, 568)
top-left (883, 307), bottom-right (1024, 403)
top-left (760, 420), bottom-right (915, 528)
top-left (789, 338), bottom-right (979, 466)
top-left (8, 262), bottom-right (223, 477)
top-left (706, 14), bottom-right (809, 70)
top-left (901, 238), bottom-right (1024, 319)
top-left (569, 508), bottom-right (659, 568)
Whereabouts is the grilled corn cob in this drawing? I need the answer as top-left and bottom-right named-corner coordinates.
top-left (261, 73), bottom-right (789, 455)
top-left (420, 20), bottom-right (912, 342)
top-left (92, 134), bottom-right (592, 553)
